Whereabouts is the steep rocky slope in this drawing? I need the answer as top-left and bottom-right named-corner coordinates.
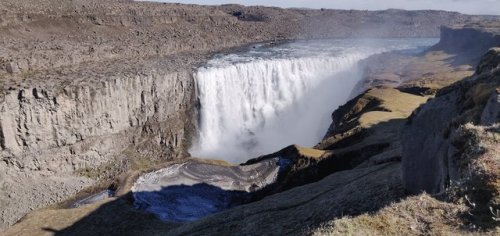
top-left (3, 21), bottom-right (499, 236)
top-left (1, 0), bottom-right (493, 230)
top-left (402, 48), bottom-right (500, 229)
top-left (432, 22), bottom-right (500, 56)
top-left (402, 47), bottom-right (500, 194)
top-left (164, 24), bottom-right (500, 236)
top-left (0, 59), bottom-right (196, 228)
top-left (0, 0), bottom-right (499, 233)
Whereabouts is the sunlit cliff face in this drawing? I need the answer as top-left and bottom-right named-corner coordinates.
top-left (190, 38), bottom-right (437, 163)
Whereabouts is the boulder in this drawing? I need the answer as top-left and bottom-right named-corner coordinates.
top-left (5, 62), bottom-right (19, 74)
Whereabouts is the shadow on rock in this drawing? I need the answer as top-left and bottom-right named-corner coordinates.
top-left (50, 183), bottom-right (248, 235)
top-left (133, 183), bottom-right (249, 223)
top-left (47, 163), bottom-right (405, 236)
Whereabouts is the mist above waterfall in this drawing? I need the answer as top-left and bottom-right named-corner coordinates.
top-left (190, 38), bottom-right (437, 163)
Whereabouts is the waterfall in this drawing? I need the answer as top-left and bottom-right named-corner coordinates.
top-left (190, 53), bottom-right (372, 163)
top-left (189, 39), bottom-right (438, 163)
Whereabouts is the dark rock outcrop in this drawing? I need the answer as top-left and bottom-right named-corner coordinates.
top-left (431, 23), bottom-right (500, 61)
top-left (402, 47), bottom-right (500, 194)
top-left (481, 87), bottom-right (500, 125)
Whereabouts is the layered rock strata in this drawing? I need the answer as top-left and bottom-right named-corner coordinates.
top-left (2, 22), bottom-right (499, 236)
top-left (0, 0), bottom-right (498, 232)
top-left (0, 57), bottom-right (197, 227)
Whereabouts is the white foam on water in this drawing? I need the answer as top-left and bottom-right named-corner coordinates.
top-left (190, 39), bottom-right (438, 163)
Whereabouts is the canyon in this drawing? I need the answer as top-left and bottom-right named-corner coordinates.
top-left (0, 0), bottom-right (499, 235)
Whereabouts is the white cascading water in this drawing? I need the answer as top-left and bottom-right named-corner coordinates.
top-left (190, 39), bottom-right (438, 163)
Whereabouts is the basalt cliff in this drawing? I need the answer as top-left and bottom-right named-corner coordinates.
top-left (0, 0), bottom-right (499, 235)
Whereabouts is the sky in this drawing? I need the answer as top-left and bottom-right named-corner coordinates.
top-left (142, 0), bottom-right (500, 15)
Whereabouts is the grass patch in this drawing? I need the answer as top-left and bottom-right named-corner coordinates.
top-left (295, 145), bottom-right (329, 159)
top-left (312, 194), bottom-right (469, 236)
top-left (447, 124), bottom-right (500, 230)
top-left (358, 88), bottom-right (428, 128)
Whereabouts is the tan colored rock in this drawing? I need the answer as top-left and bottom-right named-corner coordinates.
top-left (5, 62), bottom-right (19, 74)
top-left (0, 66), bottom-right (196, 228)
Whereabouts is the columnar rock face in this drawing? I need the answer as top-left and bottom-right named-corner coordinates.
top-left (0, 0), bottom-right (497, 231)
top-left (402, 47), bottom-right (500, 194)
top-left (0, 67), bottom-right (195, 227)
top-left (1, 72), bottom-right (189, 155)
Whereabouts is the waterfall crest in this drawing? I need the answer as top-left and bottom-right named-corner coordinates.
top-left (191, 54), bottom-right (370, 162)
top-left (190, 39), bottom-right (438, 163)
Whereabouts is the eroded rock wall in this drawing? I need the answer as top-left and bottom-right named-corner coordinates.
top-left (431, 23), bottom-right (500, 62)
top-left (402, 48), bottom-right (500, 194)
top-left (1, 71), bottom-right (190, 155)
top-left (0, 68), bottom-right (195, 228)
top-left (0, 0), bottom-right (497, 231)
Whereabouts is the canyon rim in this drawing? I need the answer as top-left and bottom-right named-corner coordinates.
top-left (0, 0), bottom-right (499, 235)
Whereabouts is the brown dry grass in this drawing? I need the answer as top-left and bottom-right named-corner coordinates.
top-left (312, 194), bottom-right (470, 236)
top-left (358, 88), bottom-right (428, 128)
top-left (3, 199), bottom-right (117, 236)
top-left (400, 50), bottom-right (475, 90)
top-left (317, 87), bottom-right (428, 153)
top-left (312, 123), bottom-right (500, 235)
top-left (2, 197), bottom-right (177, 236)
top-left (295, 145), bottom-right (330, 159)
top-left (192, 158), bottom-right (234, 167)
top-left (448, 124), bottom-right (500, 230)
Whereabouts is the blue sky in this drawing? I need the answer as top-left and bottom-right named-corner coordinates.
top-left (141, 0), bottom-right (500, 15)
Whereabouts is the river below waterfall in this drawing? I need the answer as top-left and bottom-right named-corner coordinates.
top-left (190, 38), bottom-right (437, 163)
